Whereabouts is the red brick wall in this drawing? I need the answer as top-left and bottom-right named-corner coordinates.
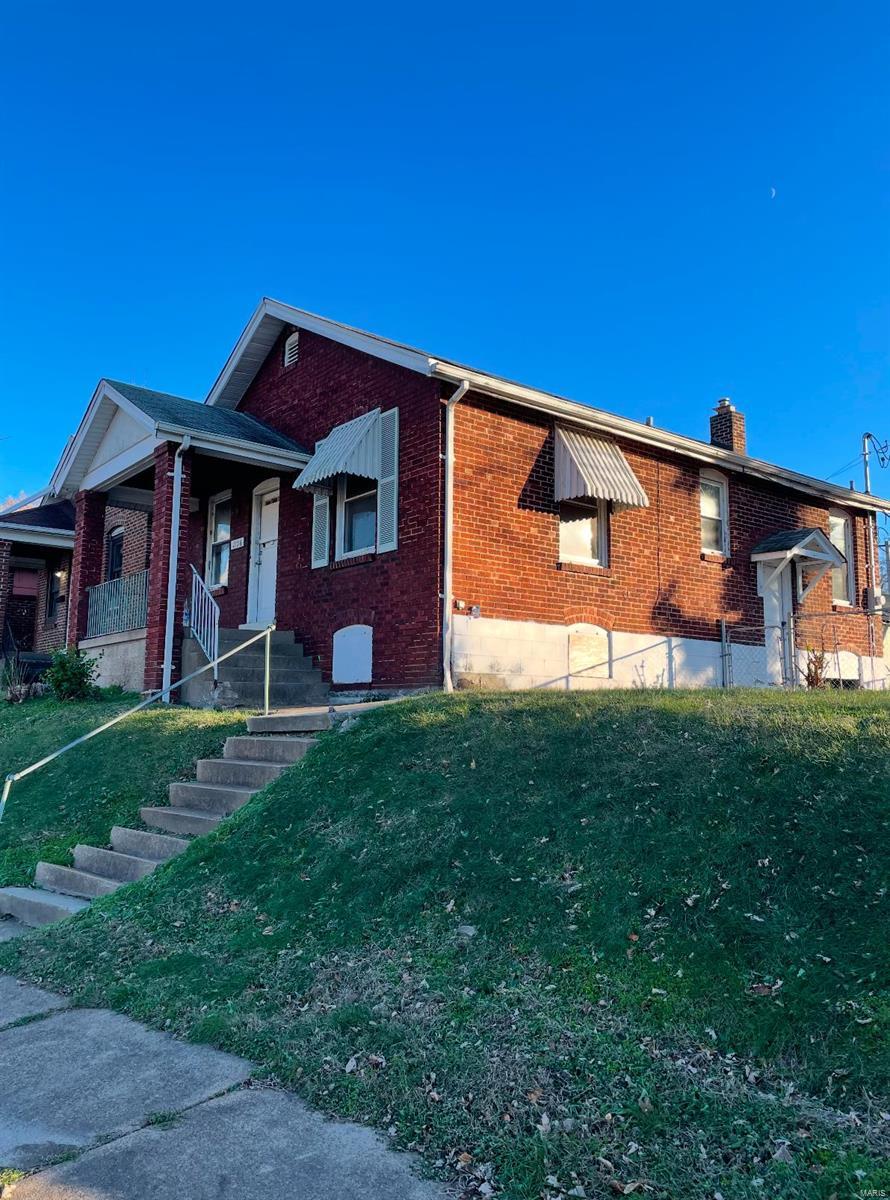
top-left (68, 490), bottom-right (107, 644)
top-left (0, 540), bottom-right (10, 649)
top-left (237, 327), bottom-right (443, 686)
top-left (451, 394), bottom-right (881, 657)
top-left (33, 550), bottom-right (70, 653)
top-left (102, 507), bottom-right (151, 579)
top-left (144, 444), bottom-right (193, 691)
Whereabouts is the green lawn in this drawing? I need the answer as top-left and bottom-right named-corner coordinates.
top-left (0, 697), bottom-right (247, 887)
top-left (2, 690), bottom-right (888, 1199)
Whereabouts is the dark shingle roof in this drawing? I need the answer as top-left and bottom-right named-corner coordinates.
top-left (107, 381), bottom-right (307, 455)
top-left (750, 528), bottom-right (823, 555)
top-left (0, 499), bottom-right (75, 532)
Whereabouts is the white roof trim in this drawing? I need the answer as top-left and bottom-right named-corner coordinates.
top-left (293, 409), bottom-right (381, 492)
top-left (49, 379), bottom-right (308, 498)
top-left (555, 426), bottom-right (649, 509)
top-left (203, 298), bottom-right (890, 515)
top-left (0, 524), bottom-right (74, 549)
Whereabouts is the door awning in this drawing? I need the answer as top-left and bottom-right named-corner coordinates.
top-left (293, 409), bottom-right (381, 493)
top-left (751, 527), bottom-right (845, 598)
top-left (555, 426), bottom-right (649, 509)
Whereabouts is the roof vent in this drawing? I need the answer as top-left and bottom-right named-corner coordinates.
top-left (283, 331), bottom-right (300, 369)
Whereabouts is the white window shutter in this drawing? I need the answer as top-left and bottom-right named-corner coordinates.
top-left (311, 492), bottom-right (330, 568)
top-left (376, 408), bottom-right (399, 552)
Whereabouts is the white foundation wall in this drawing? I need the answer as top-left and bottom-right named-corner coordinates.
top-left (79, 629), bottom-right (146, 692)
top-left (452, 615), bottom-right (890, 691)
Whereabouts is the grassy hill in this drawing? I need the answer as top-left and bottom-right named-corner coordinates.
top-left (0, 697), bottom-right (246, 886)
top-left (2, 690), bottom-right (888, 1199)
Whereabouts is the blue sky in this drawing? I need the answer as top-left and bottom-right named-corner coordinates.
top-left (1, 1), bottom-right (888, 507)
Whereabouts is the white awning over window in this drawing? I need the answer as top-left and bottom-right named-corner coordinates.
top-left (294, 409), bottom-right (381, 493)
top-left (554, 426), bottom-right (649, 510)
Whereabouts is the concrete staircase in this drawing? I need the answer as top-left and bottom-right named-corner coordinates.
top-left (182, 629), bottom-right (328, 709)
top-left (0, 708), bottom-right (333, 932)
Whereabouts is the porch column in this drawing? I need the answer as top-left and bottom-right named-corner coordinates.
top-left (143, 441), bottom-right (193, 693)
top-left (0, 539), bottom-right (11, 648)
top-left (67, 490), bottom-right (107, 646)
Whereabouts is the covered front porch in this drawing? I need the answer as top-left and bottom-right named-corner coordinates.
top-left (51, 380), bottom-right (309, 694)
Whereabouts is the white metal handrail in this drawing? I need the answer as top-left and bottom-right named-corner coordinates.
top-left (189, 566), bottom-right (220, 681)
top-left (0, 623), bottom-right (276, 824)
top-left (86, 570), bottom-right (149, 638)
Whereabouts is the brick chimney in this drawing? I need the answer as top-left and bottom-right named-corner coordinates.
top-left (710, 398), bottom-right (746, 454)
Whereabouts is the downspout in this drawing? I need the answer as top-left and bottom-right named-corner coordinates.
top-left (161, 436), bottom-right (191, 701)
top-left (442, 380), bottom-right (470, 692)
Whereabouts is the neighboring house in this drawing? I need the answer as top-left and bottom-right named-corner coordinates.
top-left (0, 500), bottom-right (75, 670)
top-left (10, 297), bottom-right (889, 698)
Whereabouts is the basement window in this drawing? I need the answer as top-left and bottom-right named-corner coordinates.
top-left (206, 491), bottom-right (232, 587)
top-left (559, 498), bottom-right (609, 567)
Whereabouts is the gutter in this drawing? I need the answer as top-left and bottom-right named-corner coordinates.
top-left (430, 364), bottom-right (890, 515)
top-left (161, 436), bottom-right (191, 701)
top-left (441, 380), bottom-right (471, 692)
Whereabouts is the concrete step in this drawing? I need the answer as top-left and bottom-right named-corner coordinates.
top-left (218, 664), bottom-right (319, 682)
top-left (73, 844), bottom-right (159, 883)
top-left (0, 916), bottom-right (28, 942)
top-left (247, 710), bottom-right (333, 735)
top-left (139, 806), bottom-right (222, 836)
top-left (195, 758), bottom-right (287, 788)
top-left (0, 886), bottom-right (91, 927)
top-left (223, 735), bottom-right (316, 763)
top-left (232, 683), bottom-right (329, 704)
top-left (169, 781), bottom-right (256, 814)
top-left (217, 628), bottom-right (297, 646)
top-left (110, 826), bottom-right (189, 862)
top-left (34, 862), bottom-right (122, 900)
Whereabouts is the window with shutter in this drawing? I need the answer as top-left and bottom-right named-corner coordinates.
top-left (376, 407), bottom-right (399, 552)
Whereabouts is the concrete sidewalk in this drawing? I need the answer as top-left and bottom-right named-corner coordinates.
top-left (0, 975), bottom-right (451, 1199)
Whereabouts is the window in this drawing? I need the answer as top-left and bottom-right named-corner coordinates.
top-left (46, 568), bottom-right (65, 624)
top-left (11, 568), bottom-right (38, 597)
top-left (559, 498), bottom-right (609, 566)
top-left (828, 510), bottom-right (853, 604)
top-left (700, 470), bottom-right (729, 555)
top-left (283, 331), bottom-right (300, 368)
top-left (206, 491), bottom-right (233, 587)
top-left (336, 475), bottom-right (378, 558)
top-left (106, 526), bottom-right (124, 581)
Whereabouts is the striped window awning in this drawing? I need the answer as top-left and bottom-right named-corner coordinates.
top-left (554, 426), bottom-right (649, 509)
top-left (294, 409), bottom-right (381, 493)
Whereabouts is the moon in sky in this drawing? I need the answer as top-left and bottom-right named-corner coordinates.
top-left (770, 187), bottom-right (777, 199)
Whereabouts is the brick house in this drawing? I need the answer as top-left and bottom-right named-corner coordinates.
top-left (16, 297), bottom-right (889, 698)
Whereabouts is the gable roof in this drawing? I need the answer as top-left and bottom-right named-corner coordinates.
top-left (108, 382), bottom-right (305, 453)
top-left (0, 499), bottom-right (75, 533)
top-left (48, 379), bottom-right (309, 499)
top-left (750, 528), bottom-right (828, 556)
top-left (205, 298), bottom-right (890, 515)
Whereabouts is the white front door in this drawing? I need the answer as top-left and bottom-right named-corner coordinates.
top-left (759, 561), bottom-right (794, 685)
top-left (247, 480), bottom-right (279, 627)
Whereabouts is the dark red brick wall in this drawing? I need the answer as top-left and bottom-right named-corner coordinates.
top-left (236, 327), bottom-right (443, 686)
top-left (33, 550), bottom-right (70, 652)
top-left (144, 444), bottom-right (193, 691)
top-left (102, 507), bottom-right (151, 579)
top-left (0, 540), bottom-right (10, 649)
top-left (452, 394), bottom-right (881, 657)
top-left (68, 490), bottom-right (107, 644)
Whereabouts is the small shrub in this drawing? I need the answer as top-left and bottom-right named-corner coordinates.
top-left (2, 654), bottom-right (36, 704)
top-left (44, 647), bottom-right (99, 701)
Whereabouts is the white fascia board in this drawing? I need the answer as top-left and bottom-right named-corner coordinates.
top-left (0, 525), bottom-right (75, 549)
top-left (205, 298), bottom-right (435, 408)
top-left (49, 381), bottom-right (156, 497)
top-left (156, 423), bottom-right (309, 471)
top-left (432, 364), bottom-right (890, 515)
top-left (81, 443), bottom-right (159, 492)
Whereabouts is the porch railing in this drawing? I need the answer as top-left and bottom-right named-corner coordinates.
top-left (85, 569), bottom-right (149, 639)
top-left (189, 566), bottom-right (220, 681)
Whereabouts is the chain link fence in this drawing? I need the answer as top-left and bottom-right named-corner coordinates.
top-left (725, 609), bottom-right (886, 689)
